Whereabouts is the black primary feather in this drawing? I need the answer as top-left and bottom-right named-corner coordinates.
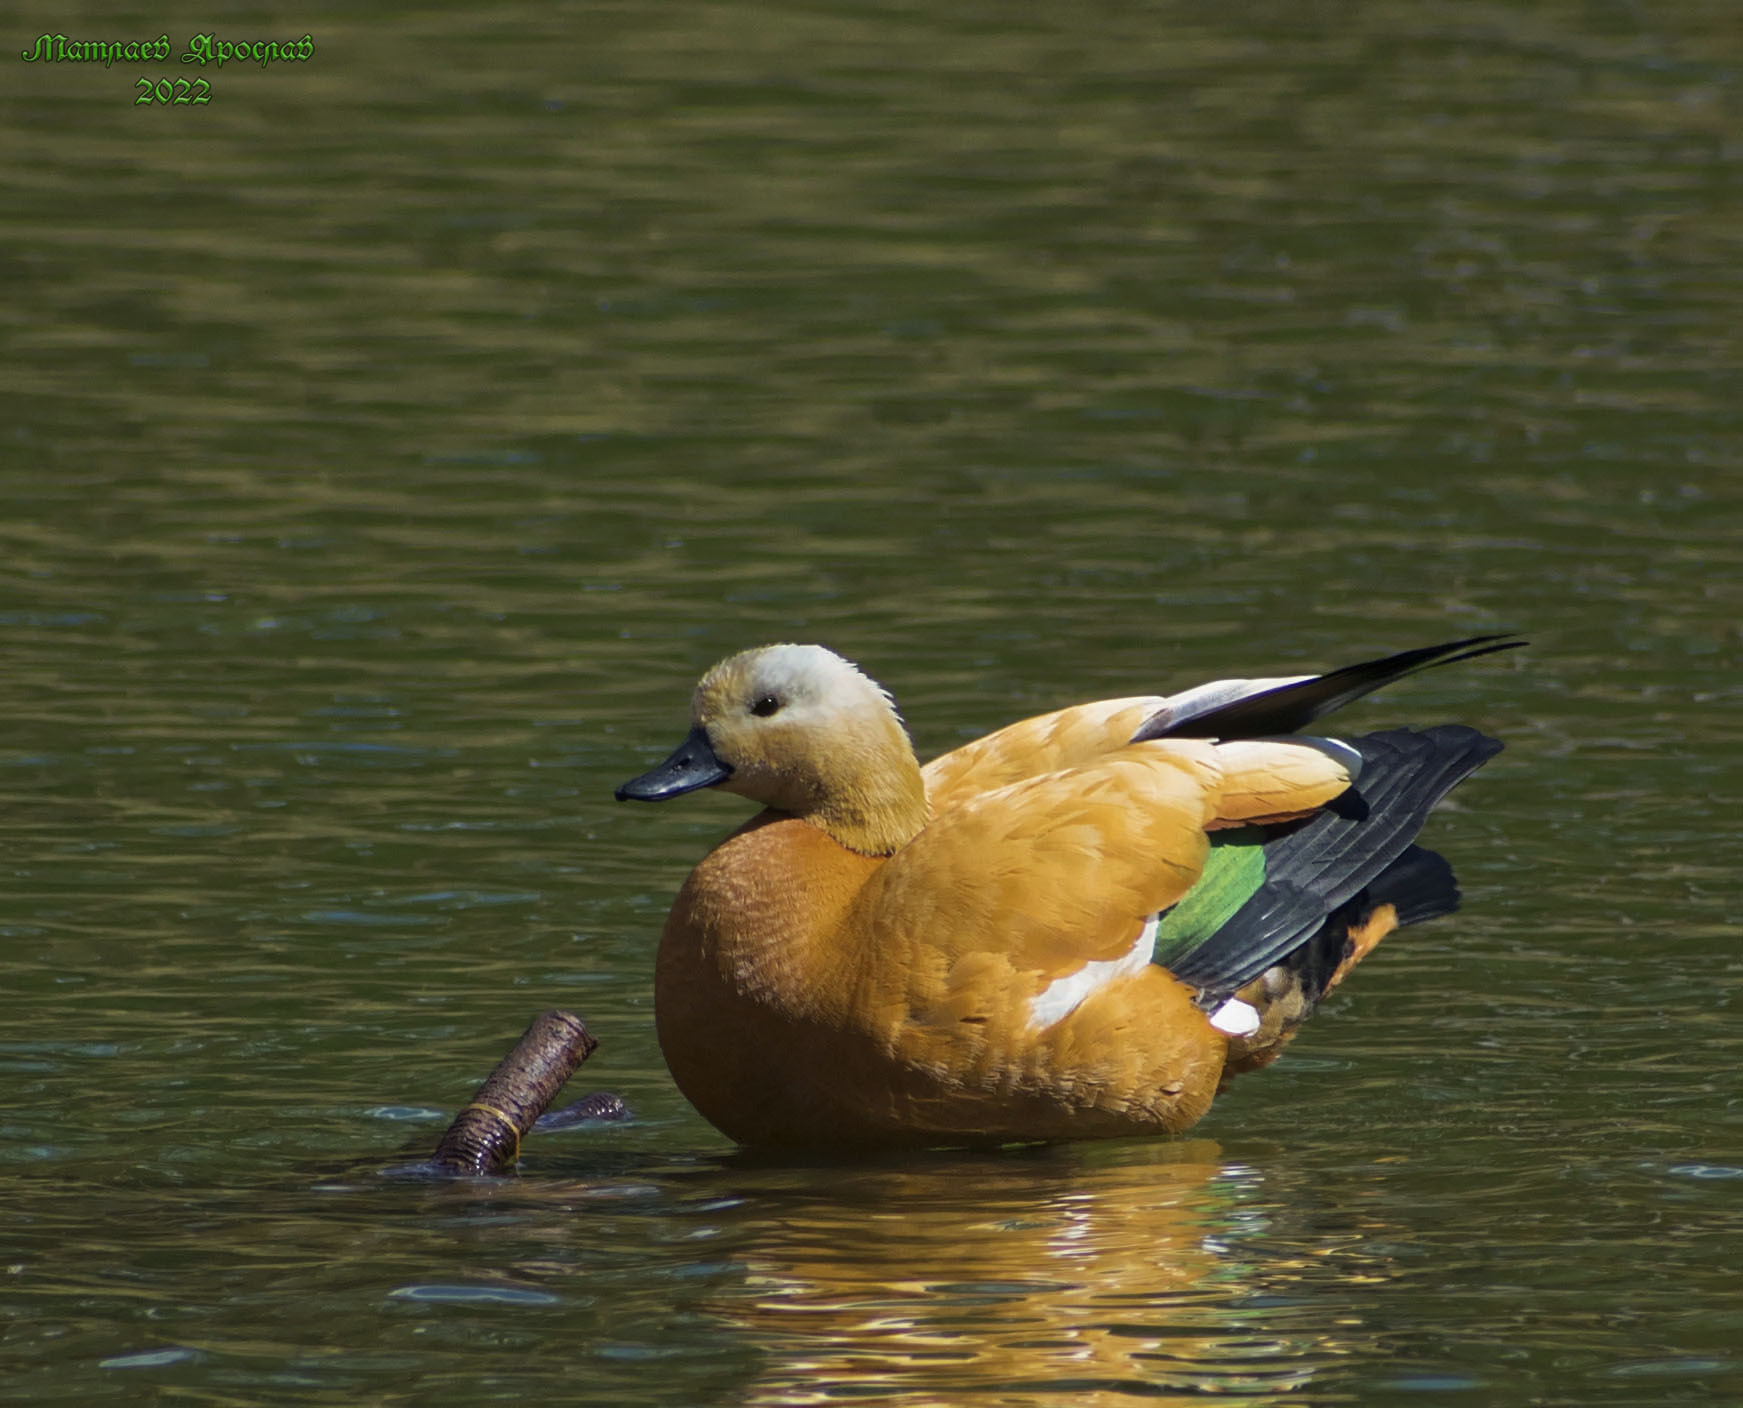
top-left (1132, 634), bottom-right (1524, 742)
top-left (1162, 725), bottom-right (1504, 999)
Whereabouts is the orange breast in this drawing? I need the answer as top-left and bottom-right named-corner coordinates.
top-left (655, 815), bottom-right (890, 1144)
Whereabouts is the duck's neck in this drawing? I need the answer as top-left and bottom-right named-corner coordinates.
top-left (795, 716), bottom-right (928, 856)
top-left (810, 757), bottom-right (928, 856)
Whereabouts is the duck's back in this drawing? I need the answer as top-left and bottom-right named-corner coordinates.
top-left (921, 697), bottom-right (1163, 810)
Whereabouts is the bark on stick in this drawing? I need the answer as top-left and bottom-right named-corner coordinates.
top-left (430, 1010), bottom-right (597, 1175)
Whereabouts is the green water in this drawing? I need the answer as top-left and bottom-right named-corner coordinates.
top-left (4, 2), bottom-right (1740, 1403)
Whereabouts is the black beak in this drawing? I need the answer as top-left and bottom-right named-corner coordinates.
top-left (615, 726), bottom-right (733, 802)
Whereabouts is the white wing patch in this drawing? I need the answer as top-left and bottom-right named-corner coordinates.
top-left (1029, 914), bottom-right (1158, 1031)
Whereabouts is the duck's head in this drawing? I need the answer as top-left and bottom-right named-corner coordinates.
top-left (615, 644), bottom-right (927, 855)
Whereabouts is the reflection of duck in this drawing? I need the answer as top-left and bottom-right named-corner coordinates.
top-left (722, 1144), bottom-right (1351, 1405)
top-left (619, 639), bottom-right (1516, 1148)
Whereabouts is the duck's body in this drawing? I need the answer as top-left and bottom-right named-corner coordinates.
top-left (619, 638), bottom-right (1517, 1148)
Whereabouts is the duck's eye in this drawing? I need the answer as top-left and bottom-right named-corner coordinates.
top-left (750, 695), bottom-right (782, 718)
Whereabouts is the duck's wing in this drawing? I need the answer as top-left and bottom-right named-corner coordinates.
top-left (921, 697), bottom-right (1163, 812)
top-left (870, 738), bottom-right (1355, 997)
top-left (1155, 725), bottom-right (1504, 998)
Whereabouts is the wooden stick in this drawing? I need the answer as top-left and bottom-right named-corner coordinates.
top-left (430, 1010), bottom-right (598, 1175)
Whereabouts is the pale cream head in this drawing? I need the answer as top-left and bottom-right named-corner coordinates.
top-left (691, 644), bottom-right (927, 855)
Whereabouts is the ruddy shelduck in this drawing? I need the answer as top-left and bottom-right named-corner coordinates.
top-left (617, 637), bottom-right (1519, 1147)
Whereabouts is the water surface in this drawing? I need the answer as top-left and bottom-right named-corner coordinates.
top-left (3, 2), bottom-right (1740, 1403)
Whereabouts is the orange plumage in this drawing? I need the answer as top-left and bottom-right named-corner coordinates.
top-left (618, 639), bottom-right (1515, 1147)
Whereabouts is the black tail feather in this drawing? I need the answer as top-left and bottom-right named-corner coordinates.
top-left (1242, 846), bottom-right (1457, 1020)
top-left (1367, 843), bottom-right (1461, 929)
top-left (1134, 635), bottom-right (1524, 742)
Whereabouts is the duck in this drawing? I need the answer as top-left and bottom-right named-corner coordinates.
top-left (616, 636), bottom-right (1519, 1148)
